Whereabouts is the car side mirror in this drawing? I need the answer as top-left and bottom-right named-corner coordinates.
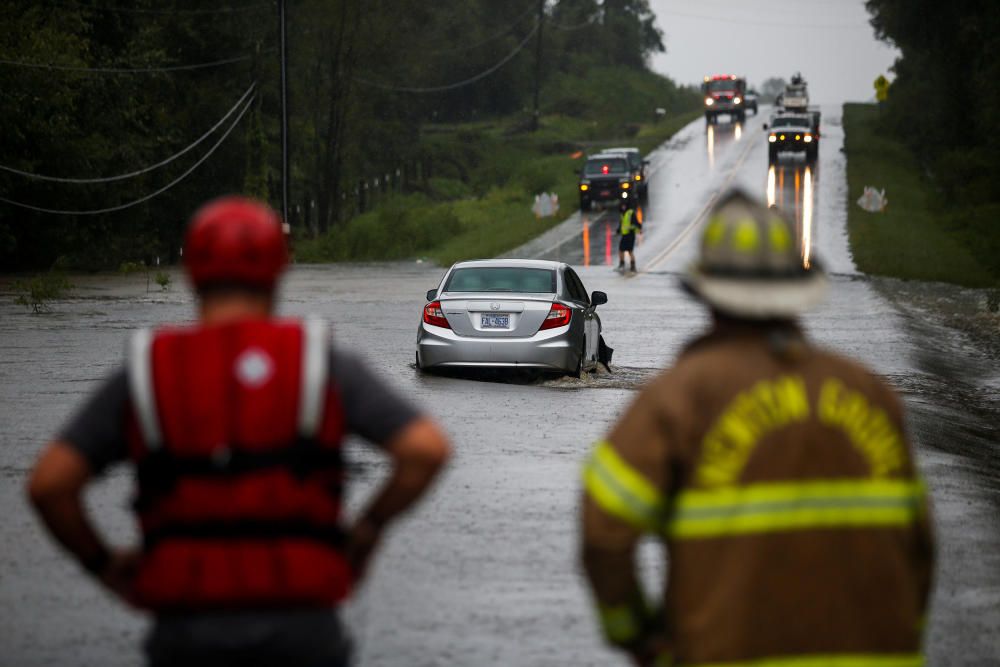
top-left (642, 159), bottom-right (650, 165)
top-left (591, 291), bottom-right (608, 306)
top-left (762, 123), bottom-right (769, 130)
top-left (426, 289), bottom-right (437, 302)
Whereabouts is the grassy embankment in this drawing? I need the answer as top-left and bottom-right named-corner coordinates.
top-left (843, 103), bottom-right (998, 287)
top-left (297, 67), bottom-right (701, 266)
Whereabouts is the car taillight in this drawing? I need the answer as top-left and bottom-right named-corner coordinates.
top-left (423, 301), bottom-right (450, 328)
top-left (539, 303), bottom-right (571, 331)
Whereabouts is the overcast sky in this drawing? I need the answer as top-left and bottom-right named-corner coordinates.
top-left (647, 0), bottom-right (899, 104)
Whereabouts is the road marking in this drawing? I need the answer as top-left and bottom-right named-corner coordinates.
top-left (641, 129), bottom-right (758, 275)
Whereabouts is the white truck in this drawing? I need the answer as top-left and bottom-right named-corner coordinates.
top-left (780, 72), bottom-right (809, 111)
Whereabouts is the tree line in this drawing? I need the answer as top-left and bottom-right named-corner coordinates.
top-left (0, 0), bottom-right (680, 271)
top-left (866, 0), bottom-right (1000, 277)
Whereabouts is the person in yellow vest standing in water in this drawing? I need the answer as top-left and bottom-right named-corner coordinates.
top-left (580, 189), bottom-right (934, 666)
top-left (617, 199), bottom-right (643, 273)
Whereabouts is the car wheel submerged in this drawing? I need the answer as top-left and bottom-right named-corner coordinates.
top-left (572, 338), bottom-right (586, 379)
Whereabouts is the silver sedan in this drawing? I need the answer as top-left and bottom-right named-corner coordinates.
top-left (416, 259), bottom-right (609, 376)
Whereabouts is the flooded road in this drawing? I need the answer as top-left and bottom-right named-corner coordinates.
top-left (2, 108), bottom-right (999, 666)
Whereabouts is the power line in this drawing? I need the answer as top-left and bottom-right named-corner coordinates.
top-left (0, 82), bottom-right (256, 183)
top-left (353, 20), bottom-right (539, 94)
top-left (0, 93), bottom-right (255, 216)
top-left (0, 54), bottom-right (252, 74)
top-left (45, 1), bottom-right (271, 15)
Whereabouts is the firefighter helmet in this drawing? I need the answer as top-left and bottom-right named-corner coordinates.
top-left (681, 189), bottom-right (826, 318)
top-left (184, 196), bottom-right (288, 291)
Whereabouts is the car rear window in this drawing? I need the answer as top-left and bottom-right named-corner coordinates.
top-left (444, 267), bottom-right (556, 293)
top-left (583, 158), bottom-right (627, 176)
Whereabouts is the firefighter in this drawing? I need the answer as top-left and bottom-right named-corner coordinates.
top-left (618, 199), bottom-right (642, 273)
top-left (580, 189), bottom-right (934, 666)
top-left (27, 196), bottom-right (451, 666)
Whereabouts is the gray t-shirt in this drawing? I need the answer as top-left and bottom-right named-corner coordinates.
top-left (60, 345), bottom-right (420, 472)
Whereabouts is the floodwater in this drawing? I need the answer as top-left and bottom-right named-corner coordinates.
top-left (2, 107), bottom-right (998, 666)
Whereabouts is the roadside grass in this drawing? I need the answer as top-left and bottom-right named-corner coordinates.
top-left (843, 103), bottom-right (997, 287)
top-left (296, 108), bottom-right (699, 266)
top-left (297, 67), bottom-right (701, 266)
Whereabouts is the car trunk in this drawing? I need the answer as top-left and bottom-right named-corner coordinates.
top-left (440, 294), bottom-right (555, 338)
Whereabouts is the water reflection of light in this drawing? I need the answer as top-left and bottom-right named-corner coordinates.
top-left (734, 123), bottom-right (742, 141)
top-left (766, 166), bottom-right (776, 207)
top-left (582, 218), bottom-right (590, 267)
top-left (802, 167), bottom-right (813, 268)
top-left (605, 221), bottom-right (612, 266)
top-left (794, 169), bottom-right (801, 227)
top-left (706, 125), bottom-right (715, 168)
top-left (778, 168), bottom-right (785, 208)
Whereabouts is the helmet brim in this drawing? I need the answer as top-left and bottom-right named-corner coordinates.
top-left (681, 267), bottom-right (828, 319)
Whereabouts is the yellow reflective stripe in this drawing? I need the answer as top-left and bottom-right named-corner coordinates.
top-left (598, 603), bottom-right (643, 644)
top-left (669, 479), bottom-right (924, 539)
top-left (583, 440), bottom-right (665, 531)
top-left (691, 653), bottom-right (923, 667)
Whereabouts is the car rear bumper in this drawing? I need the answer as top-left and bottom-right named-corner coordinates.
top-left (416, 322), bottom-right (578, 372)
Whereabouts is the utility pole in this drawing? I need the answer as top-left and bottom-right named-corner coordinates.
top-left (279, 0), bottom-right (290, 225)
top-left (531, 0), bottom-right (545, 131)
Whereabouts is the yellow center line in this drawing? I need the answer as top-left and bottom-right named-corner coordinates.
top-left (639, 131), bottom-right (758, 275)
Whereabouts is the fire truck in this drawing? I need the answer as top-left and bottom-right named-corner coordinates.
top-left (702, 74), bottom-right (748, 124)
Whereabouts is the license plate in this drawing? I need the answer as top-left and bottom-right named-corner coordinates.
top-left (481, 314), bottom-right (510, 329)
top-left (600, 190), bottom-right (611, 197)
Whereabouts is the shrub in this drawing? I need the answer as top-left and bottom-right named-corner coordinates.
top-left (13, 273), bottom-right (72, 313)
top-left (154, 271), bottom-right (171, 291)
top-left (427, 177), bottom-right (472, 201)
top-left (118, 260), bottom-right (146, 274)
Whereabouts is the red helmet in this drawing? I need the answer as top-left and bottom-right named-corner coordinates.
top-left (183, 196), bottom-right (288, 291)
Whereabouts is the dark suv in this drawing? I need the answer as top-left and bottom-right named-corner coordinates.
top-left (578, 153), bottom-right (636, 210)
top-left (765, 113), bottom-right (818, 164)
top-left (603, 147), bottom-right (649, 199)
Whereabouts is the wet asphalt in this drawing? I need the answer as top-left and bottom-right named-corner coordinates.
top-left (1, 107), bottom-right (998, 666)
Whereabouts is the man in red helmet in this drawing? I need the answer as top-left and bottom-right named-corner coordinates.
top-left (27, 196), bottom-right (451, 666)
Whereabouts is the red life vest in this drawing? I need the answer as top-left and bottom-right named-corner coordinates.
top-left (125, 318), bottom-right (351, 610)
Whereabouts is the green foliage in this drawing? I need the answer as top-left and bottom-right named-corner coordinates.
top-left (118, 261), bottom-right (146, 275)
top-left (864, 0), bottom-right (999, 277)
top-left (154, 271), bottom-right (171, 291)
top-left (427, 178), bottom-right (473, 201)
top-left (296, 194), bottom-right (461, 262)
top-left (13, 273), bottom-right (72, 313)
top-left (243, 102), bottom-right (269, 200)
top-left (0, 0), bottom-right (690, 269)
top-left (843, 103), bottom-right (996, 287)
top-left (298, 99), bottom-right (698, 266)
top-left (544, 66), bottom-right (697, 130)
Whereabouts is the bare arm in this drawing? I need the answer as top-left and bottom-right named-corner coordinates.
top-left (27, 441), bottom-right (109, 573)
top-left (347, 417), bottom-right (451, 580)
top-left (27, 441), bottom-right (139, 600)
